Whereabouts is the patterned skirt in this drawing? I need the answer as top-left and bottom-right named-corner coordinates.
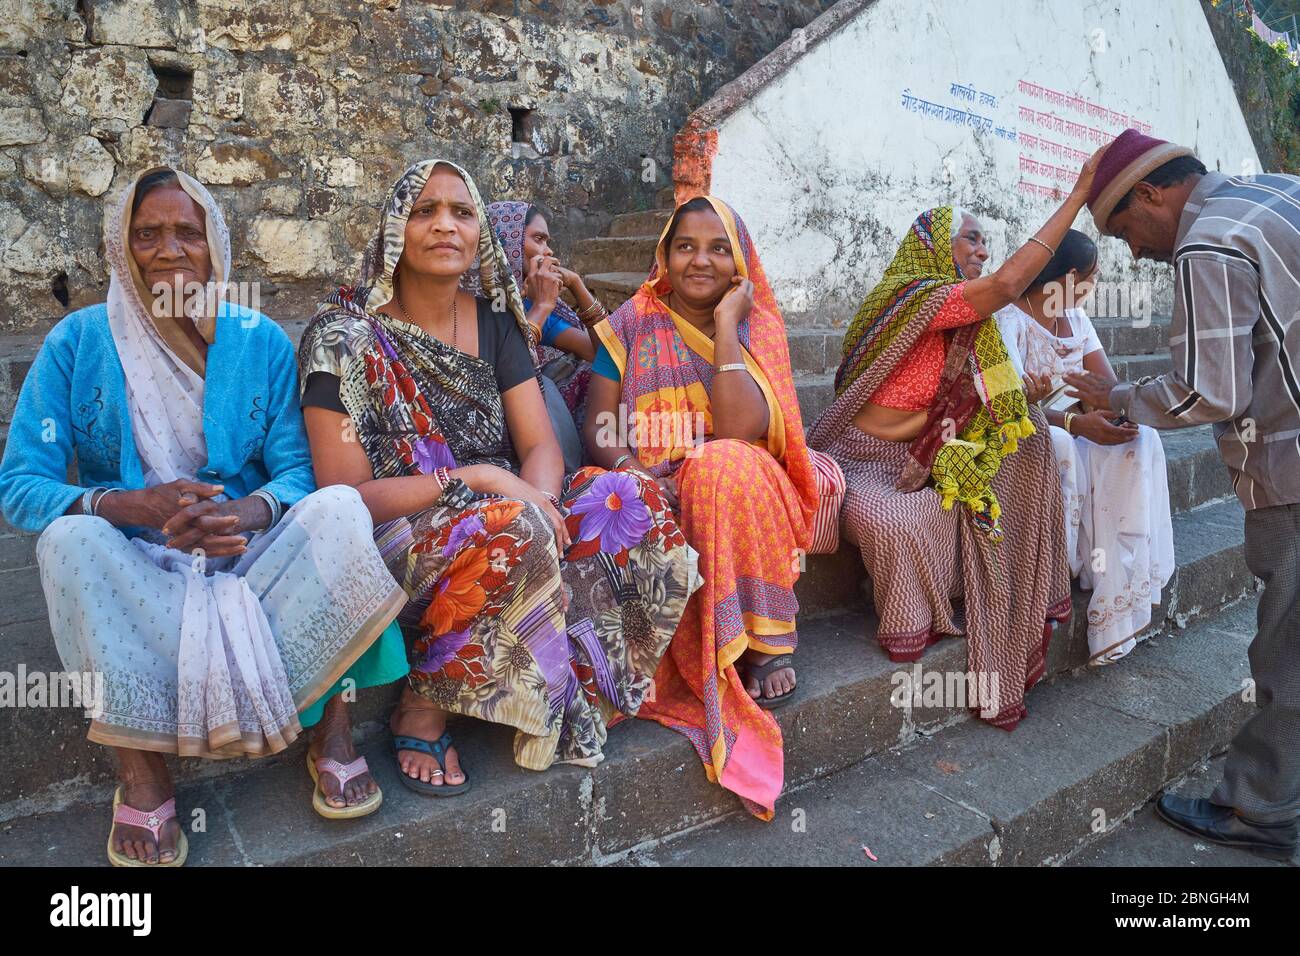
top-left (828, 408), bottom-right (1072, 729)
top-left (378, 466), bottom-right (699, 770)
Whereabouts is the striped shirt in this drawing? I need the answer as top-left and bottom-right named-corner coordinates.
top-left (1110, 171), bottom-right (1300, 510)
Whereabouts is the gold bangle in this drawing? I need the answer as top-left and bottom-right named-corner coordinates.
top-left (1063, 411), bottom-right (1076, 435)
top-left (1027, 236), bottom-right (1056, 257)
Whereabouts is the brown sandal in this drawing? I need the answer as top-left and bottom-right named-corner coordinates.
top-left (742, 654), bottom-right (798, 710)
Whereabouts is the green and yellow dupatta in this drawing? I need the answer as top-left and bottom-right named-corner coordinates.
top-left (815, 206), bottom-right (1033, 540)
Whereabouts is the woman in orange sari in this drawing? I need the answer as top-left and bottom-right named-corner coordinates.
top-left (583, 196), bottom-right (817, 819)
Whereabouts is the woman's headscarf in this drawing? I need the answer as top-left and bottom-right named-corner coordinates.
top-left (105, 165), bottom-right (231, 486)
top-left (459, 200), bottom-right (582, 342)
top-left (812, 206), bottom-right (1033, 539)
top-left (460, 200), bottom-right (593, 420)
top-left (338, 159), bottom-right (535, 352)
top-left (593, 195), bottom-right (818, 548)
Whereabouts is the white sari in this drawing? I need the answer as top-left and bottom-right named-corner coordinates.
top-left (37, 168), bottom-right (404, 757)
top-left (997, 304), bottom-right (1175, 664)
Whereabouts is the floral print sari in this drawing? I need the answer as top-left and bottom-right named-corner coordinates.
top-left (299, 159), bottom-right (699, 768)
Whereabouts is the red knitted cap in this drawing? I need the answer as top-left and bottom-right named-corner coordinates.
top-left (1088, 128), bottom-right (1194, 233)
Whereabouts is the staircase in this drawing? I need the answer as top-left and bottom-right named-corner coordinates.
top-left (0, 203), bottom-right (1268, 865)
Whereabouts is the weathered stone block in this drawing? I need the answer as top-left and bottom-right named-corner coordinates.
top-left (67, 135), bottom-right (115, 196)
top-left (247, 217), bottom-right (337, 278)
top-left (3, 222), bottom-right (59, 277)
top-left (198, 0), bottom-right (293, 52)
top-left (60, 47), bottom-right (156, 123)
top-left (87, 0), bottom-right (188, 48)
top-left (145, 97), bottom-right (192, 129)
top-left (195, 141), bottom-right (286, 185)
top-left (248, 64), bottom-right (334, 132)
top-left (0, 106), bottom-right (45, 146)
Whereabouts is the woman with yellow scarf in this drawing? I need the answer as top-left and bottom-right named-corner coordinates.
top-left (808, 148), bottom-right (1105, 729)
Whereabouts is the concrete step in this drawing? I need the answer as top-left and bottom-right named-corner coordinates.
top-left (0, 593), bottom-right (1261, 866)
top-left (1109, 352), bottom-right (1172, 382)
top-left (585, 271), bottom-right (645, 313)
top-left (794, 373), bottom-right (837, 425)
top-left (609, 209), bottom-right (672, 238)
top-left (1063, 755), bottom-right (1295, 866)
top-left (615, 597), bottom-right (1263, 867)
top-left (0, 490), bottom-right (1254, 816)
top-left (787, 328), bottom-right (844, 374)
top-left (1092, 315), bottom-right (1172, 357)
top-left (571, 236), bottom-right (658, 277)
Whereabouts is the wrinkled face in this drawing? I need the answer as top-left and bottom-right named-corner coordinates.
top-left (129, 185), bottom-right (212, 301)
top-left (522, 212), bottom-right (552, 275)
top-left (1104, 184), bottom-right (1180, 263)
top-left (664, 207), bottom-right (737, 311)
top-left (951, 214), bottom-right (989, 278)
top-left (400, 166), bottom-right (479, 279)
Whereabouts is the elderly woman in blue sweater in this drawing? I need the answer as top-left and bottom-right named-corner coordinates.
top-left (0, 167), bottom-right (407, 866)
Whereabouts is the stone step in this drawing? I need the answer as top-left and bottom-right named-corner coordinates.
top-left (794, 373), bottom-right (837, 425)
top-left (0, 491), bottom-right (1254, 815)
top-left (787, 328), bottom-right (844, 374)
top-left (608, 209), bottom-right (672, 238)
top-left (614, 597), bottom-right (1262, 867)
top-left (1063, 754), bottom-right (1295, 866)
top-left (1109, 352), bottom-right (1172, 382)
top-left (571, 236), bottom-right (658, 278)
top-left (1091, 314), bottom-right (1172, 357)
top-left (0, 592), bottom-right (1261, 866)
top-left (585, 272), bottom-right (645, 313)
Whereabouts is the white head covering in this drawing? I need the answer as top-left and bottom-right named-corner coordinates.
top-left (105, 167), bottom-right (231, 487)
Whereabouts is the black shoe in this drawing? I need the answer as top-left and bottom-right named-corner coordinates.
top-left (1155, 794), bottom-right (1298, 862)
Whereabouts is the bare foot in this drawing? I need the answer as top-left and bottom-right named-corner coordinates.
top-left (390, 685), bottom-right (466, 788)
top-left (308, 693), bottom-right (379, 808)
top-left (740, 650), bottom-right (796, 702)
top-left (110, 748), bottom-right (182, 865)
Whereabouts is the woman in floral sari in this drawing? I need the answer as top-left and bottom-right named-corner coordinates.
top-left (584, 196), bottom-right (818, 820)
top-left (808, 148), bottom-right (1104, 729)
top-left (298, 160), bottom-right (697, 791)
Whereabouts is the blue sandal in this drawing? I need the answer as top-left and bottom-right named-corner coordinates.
top-left (390, 731), bottom-right (471, 797)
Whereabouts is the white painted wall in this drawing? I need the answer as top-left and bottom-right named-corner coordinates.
top-left (705, 0), bottom-right (1260, 324)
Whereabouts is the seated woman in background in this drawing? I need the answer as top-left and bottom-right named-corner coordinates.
top-left (585, 196), bottom-right (818, 820)
top-left (462, 200), bottom-right (606, 471)
top-left (808, 147), bottom-right (1105, 729)
top-left (995, 229), bottom-right (1174, 664)
top-left (299, 160), bottom-right (697, 794)
top-left (0, 167), bottom-right (407, 866)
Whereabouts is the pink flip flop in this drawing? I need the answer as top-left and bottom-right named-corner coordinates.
top-left (106, 786), bottom-right (188, 867)
top-left (307, 753), bottom-right (383, 820)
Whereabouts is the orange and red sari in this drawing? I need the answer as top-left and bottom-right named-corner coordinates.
top-left (593, 197), bottom-right (818, 819)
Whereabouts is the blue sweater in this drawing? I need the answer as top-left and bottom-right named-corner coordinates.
top-left (0, 303), bottom-right (316, 535)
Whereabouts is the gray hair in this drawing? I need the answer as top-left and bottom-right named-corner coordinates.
top-left (949, 205), bottom-right (971, 239)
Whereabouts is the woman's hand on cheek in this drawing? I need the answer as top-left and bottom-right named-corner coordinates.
top-left (713, 277), bottom-right (754, 328)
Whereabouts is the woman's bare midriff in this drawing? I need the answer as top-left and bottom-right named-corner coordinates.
top-left (852, 401), bottom-right (929, 442)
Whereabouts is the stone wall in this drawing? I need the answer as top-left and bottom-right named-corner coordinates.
top-left (0, 0), bottom-right (834, 329)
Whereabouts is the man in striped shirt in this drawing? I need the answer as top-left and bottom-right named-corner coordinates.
top-left (1067, 129), bottom-right (1299, 861)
